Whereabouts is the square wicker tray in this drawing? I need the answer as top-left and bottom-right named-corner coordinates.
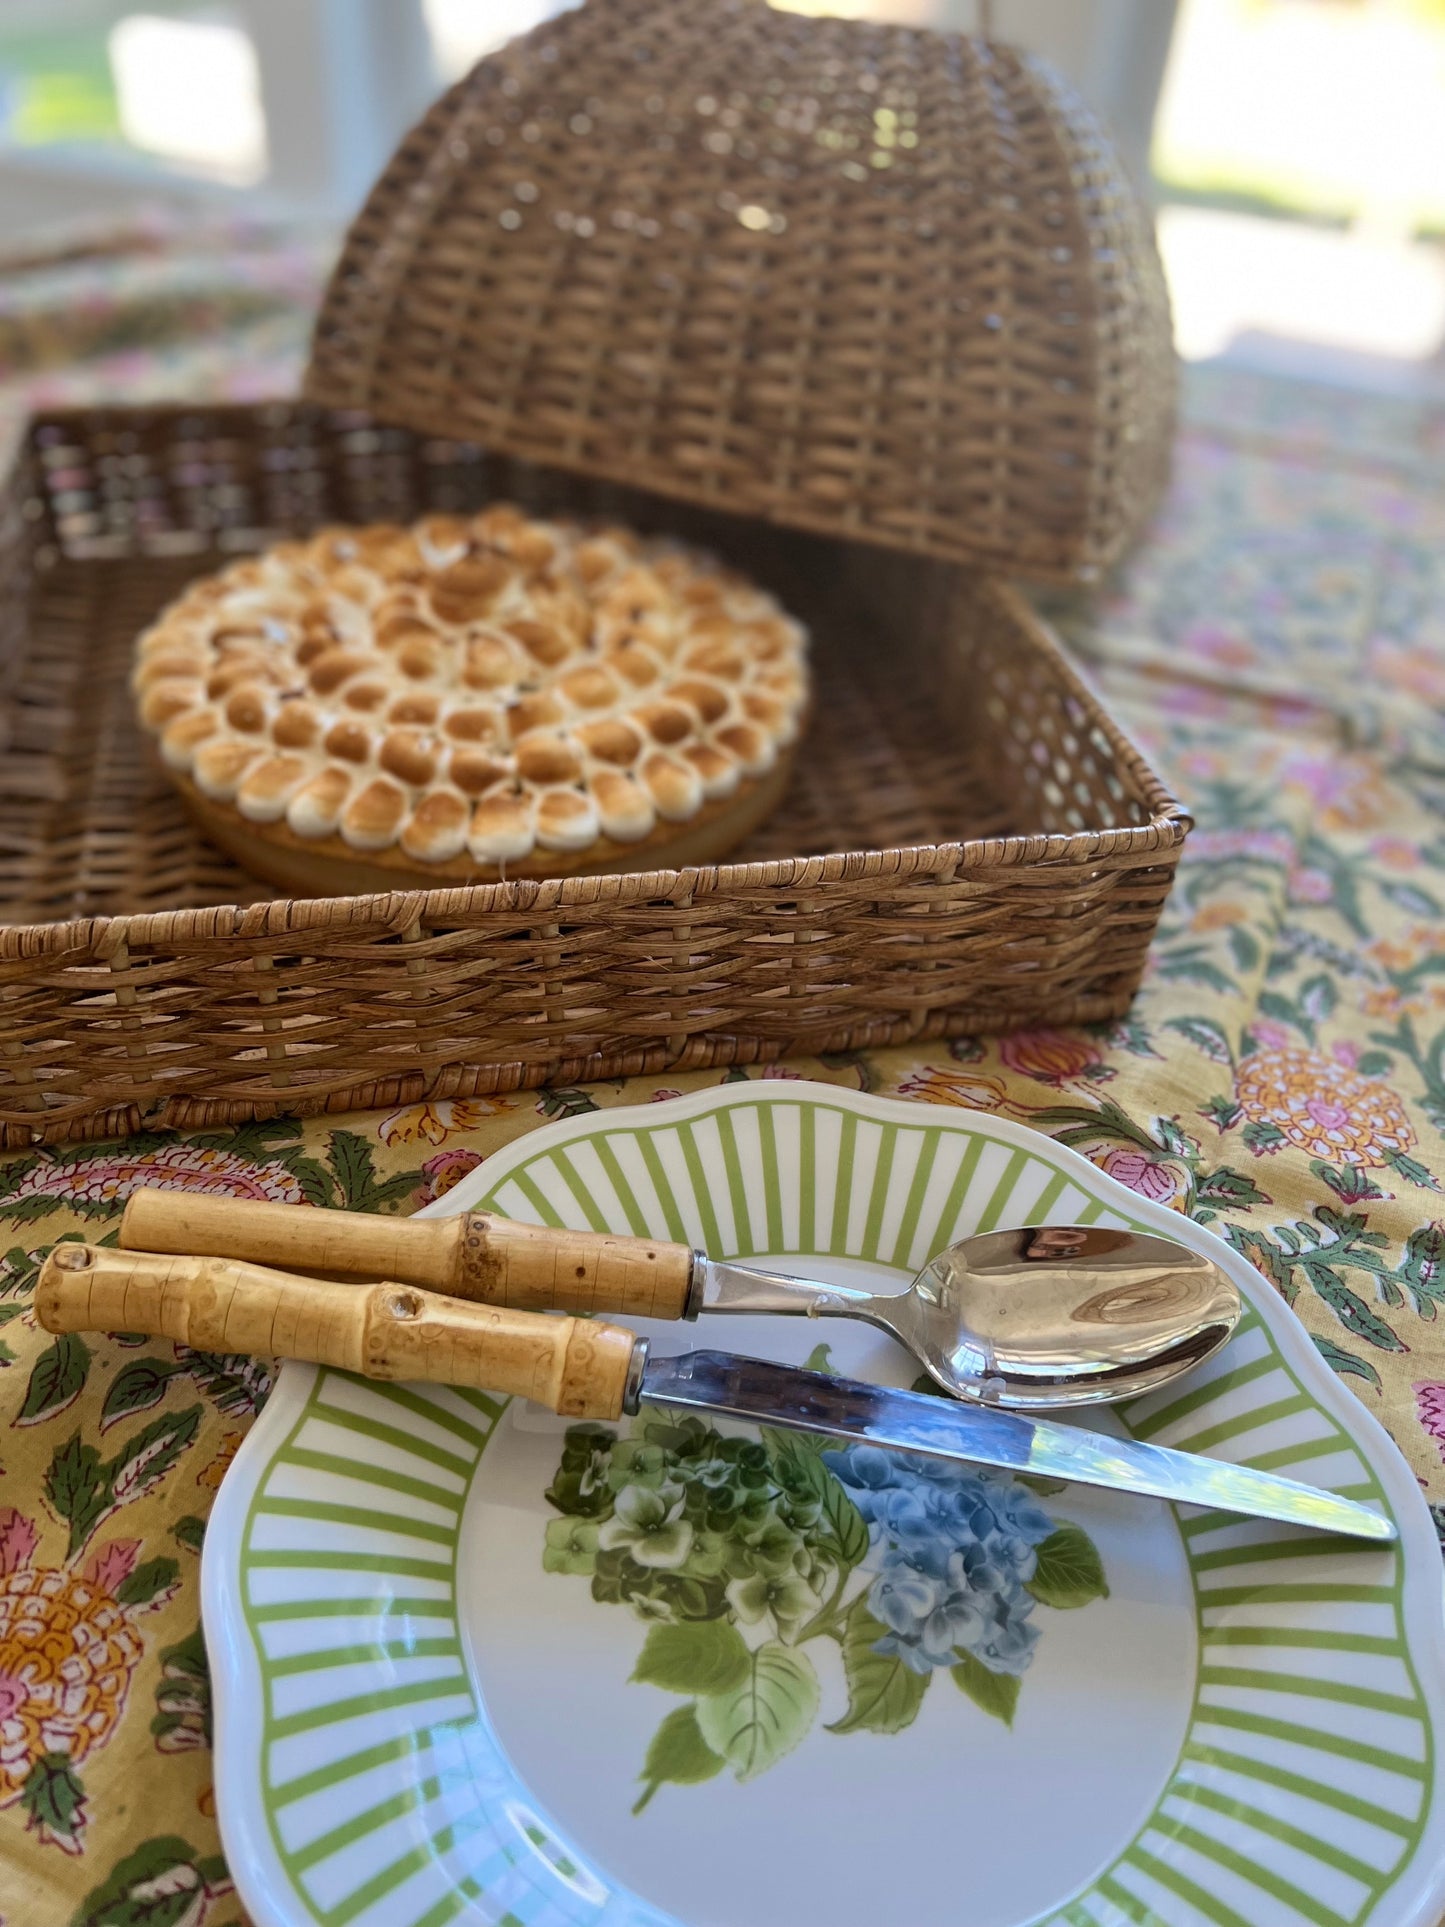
top-left (0, 403), bottom-right (1188, 1146)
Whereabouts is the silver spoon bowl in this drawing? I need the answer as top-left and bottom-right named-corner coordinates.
top-left (691, 1225), bottom-right (1242, 1410)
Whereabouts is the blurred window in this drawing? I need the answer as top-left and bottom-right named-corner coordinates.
top-left (110, 12), bottom-right (265, 183)
top-left (1153, 0), bottom-right (1445, 369)
top-left (423, 0), bottom-right (570, 78)
top-left (0, 3), bottom-right (270, 181)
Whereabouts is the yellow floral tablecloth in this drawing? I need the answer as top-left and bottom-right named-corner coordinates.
top-left (2, 220), bottom-right (1445, 1926)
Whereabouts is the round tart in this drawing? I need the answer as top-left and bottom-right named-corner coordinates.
top-left (131, 505), bottom-right (810, 896)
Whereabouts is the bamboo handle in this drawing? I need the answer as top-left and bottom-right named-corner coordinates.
top-left (458, 1213), bottom-right (697, 1319)
top-left (37, 1246), bottom-right (643, 1420)
top-left (120, 1188), bottom-right (698, 1320)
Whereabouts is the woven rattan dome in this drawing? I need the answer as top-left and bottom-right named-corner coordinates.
top-left (304, 0), bottom-right (1175, 583)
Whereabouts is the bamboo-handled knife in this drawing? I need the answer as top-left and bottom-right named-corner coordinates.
top-left (38, 1245), bottom-right (1395, 1543)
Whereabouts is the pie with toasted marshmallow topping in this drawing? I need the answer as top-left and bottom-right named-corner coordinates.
top-left (131, 505), bottom-right (810, 895)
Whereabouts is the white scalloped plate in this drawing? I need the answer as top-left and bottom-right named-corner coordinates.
top-left (204, 1084), bottom-right (1445, 1927)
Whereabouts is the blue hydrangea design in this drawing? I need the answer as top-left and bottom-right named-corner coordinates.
top-left (543, 1409), bottom-right (1105, 1805)
top-left (822, 1445), bottom-right (1056, 1678)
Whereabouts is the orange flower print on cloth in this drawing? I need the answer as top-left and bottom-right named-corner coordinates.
top-left (0, 1511), bottom-right (173, 1854)
top-left (196, 1434), bottom-right (243, 1491)
top-left (378, 1097), bottom-right (513, 1148)
top-left (996, 1029), bottom-right (1112, 1091)
top-left (1235, 1034), bottom-right (1415, 1168)
top-left (2, 1145), bottom-right (306, 1213)
top-left (1363, 927), bottom-right (1445, 1024)
top-left (893, 1066), bottom-right (1009, 1111)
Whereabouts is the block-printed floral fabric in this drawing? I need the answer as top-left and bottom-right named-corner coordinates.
top-left (2, 218), bottom-right (1445, 1924)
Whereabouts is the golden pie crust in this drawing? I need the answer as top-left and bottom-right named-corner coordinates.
top-left (131, 505), bottom-right (810, 894)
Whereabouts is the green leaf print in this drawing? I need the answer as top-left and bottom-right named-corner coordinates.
top-left (696, 1642), bottom-right (819, 1782)
top-left (760, 1422), bottom-right (826, 1459)
top-left (1398, 1223), bottom-right (1445, 1315)
top-left (632, 1619), bottom-right (751, 1698)
top-left (172, 1514), bottom-right (206, 1554)
top-left (176, 1347), bottom-right (270, 1419)
top-left (1370, 1017), bottom-right (1445, 1136)
top-left (17, 1331), bottom-right (91, 1425)
top-left (45, 1434), bottom-right (114, 1559)
top-left (1355, 1050), bottom-right (1395, 1078)
top-left (1164, 1016), bottom-right (1235, 1068)
top-left (1227, 1226), bottom-right (1297, 1301)
top-left (829, 1595), bottom-right (929, 1736)
top-left (99, 1357), bottom-right (185, 1431)
top-left (1384, 1149), bottom-right (1442, 1193)
top-left (326, 1129), bottom-right (418, 1213)
top-left (107, 1406), bottom-right (203, 1504)
top-left (1015, 1473), bottom-right (1068, 1497)
top-left (536, 1086), bottom-right (601, 1119)
top-left (1311, 1336), bottom-right (1383, 1392)
top-left (117, 1555), bottom-right (179, 1608)
top-left (21, 1752), bottom-right (87, 1854)
top-left (277, 1151), bottom-right (337, 1209)
top-left (1026, 1524), bottom-right (1110, 1610)
top-left (951, 1651), bottom-right (1021, 1728)
top-left (1195, 1166), bottom-right (1271, 1207)
top-left (1154, 947), bottom-right (1237, 994)
top-left (1298, 974), bottom-right (1338, 1026)
top-left (1226, 925), bottom-right (1260, 974)
top-left (150, 1628), bottom-right (212, 1753)
top-left (770, 1439), bottom-right (868, 1569)
top-left (1307, 1267), bottom-right (1405, 1352)
top-left (70, 1833), bottom-right (232, 1927)
top-left (1309, 1160), bottom-right (1388, 1205)
top-left (633, 1704), bottom-right (724, 1813)
top-left (326, 1129), bottom-right (376, 1210)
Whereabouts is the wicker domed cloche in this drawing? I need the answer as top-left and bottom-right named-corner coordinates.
top-left (304, 0), bottom-right (1175, 583)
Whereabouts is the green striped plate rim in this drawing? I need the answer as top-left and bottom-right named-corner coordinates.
top-left (206, 1085), bottom-right (1445, 1927)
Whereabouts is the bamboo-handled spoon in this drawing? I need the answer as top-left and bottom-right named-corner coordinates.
top-left (120, 1188), bottom-right (1240, 1410)
top-left (36, 1244), bottom-right (1391, 1541)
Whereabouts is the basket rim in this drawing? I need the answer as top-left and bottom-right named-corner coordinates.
top-left (4, 407), bottom-right (1190, 957)
top-left (0, 813), bottom-right (1191, 960)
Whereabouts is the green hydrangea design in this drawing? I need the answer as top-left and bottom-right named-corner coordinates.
top-left (542, 1406), bottom-right (1107, 1812)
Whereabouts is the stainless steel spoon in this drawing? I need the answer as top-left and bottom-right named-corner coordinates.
top-left (694, 1225), bottom-right (1242, 1410)
top-left (118, 1191), bottom-right (1240, 1413)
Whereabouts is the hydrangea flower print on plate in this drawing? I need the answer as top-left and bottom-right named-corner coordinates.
top-left (542, 1394), bottom-right (1106, 1809)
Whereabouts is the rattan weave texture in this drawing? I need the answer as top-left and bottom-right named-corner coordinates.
top-left (0, 405), bottom-right (1186, 1145)
top-left (305, 0), bottom-right (1175, 583)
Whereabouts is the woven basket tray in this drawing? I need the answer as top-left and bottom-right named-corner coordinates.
top-left (0, 403), bottom-right (1186, 1146)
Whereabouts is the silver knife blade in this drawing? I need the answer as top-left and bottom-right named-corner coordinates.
top-left (636, 1350), bottom-right (1395, 1543)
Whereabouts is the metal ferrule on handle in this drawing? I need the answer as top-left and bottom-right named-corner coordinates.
top-left (37, 1245), bottom-right (644, 1421)
top-left (119, 1186), bottom-right (703, 1320)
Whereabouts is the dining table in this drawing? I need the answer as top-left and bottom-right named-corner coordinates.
top-left (1, 211), bottom-right (1443, 1927)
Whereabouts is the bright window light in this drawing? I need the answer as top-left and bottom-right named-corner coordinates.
top-left (109, 12), bottom-right (266, 184)
top-left (1159, 207), bottom-right (1445, 366)
top-left (424, 0), bottom-right (564, 78)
